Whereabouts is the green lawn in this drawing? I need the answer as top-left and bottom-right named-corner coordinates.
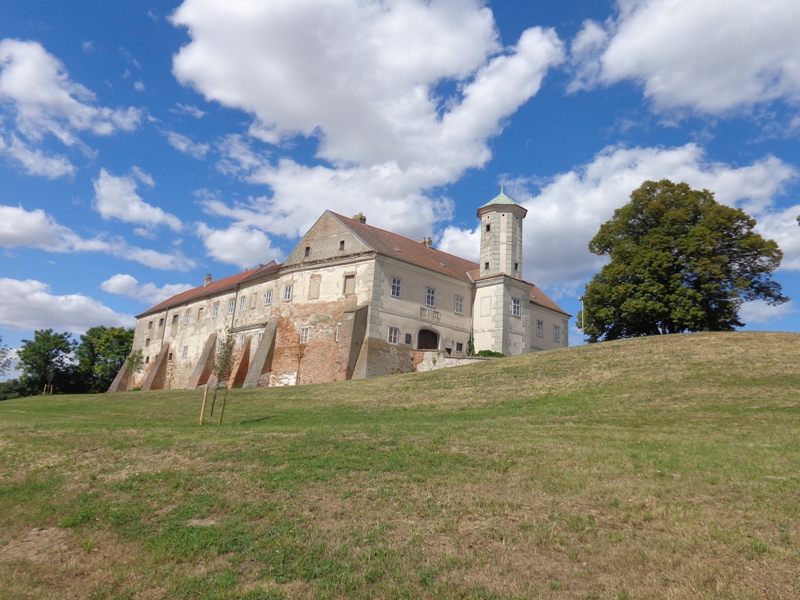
top-left (1, 331), bottom-right (798, 599)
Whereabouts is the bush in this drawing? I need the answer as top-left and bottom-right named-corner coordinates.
top-left (475, 350), bottom-right (505, 358)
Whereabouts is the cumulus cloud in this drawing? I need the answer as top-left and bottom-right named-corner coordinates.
top-left (0, 38), bottom-right (142, 175)
top-left (0, 204), bottom-right (196, 271)
top-left (171, 0), bottom-right (564, 238)
top-left (196, 222), bottom-right (282, 269)
top-left (0, 278), bottom-right (134, 334)
top-left (100, 274), bottom-right (194, 305)
top-left (438, 144), bottom-right (798, 290)
top-left (739, 299), bottom-right (796, 325)
top-left (93, 168), bottom-right (183, 232)
top-left (569, 0), bottom-right (800, 115)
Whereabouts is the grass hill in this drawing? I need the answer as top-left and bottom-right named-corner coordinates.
top-left (1, 331), bottom-right (798, 599)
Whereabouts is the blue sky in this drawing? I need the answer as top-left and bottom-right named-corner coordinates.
top-left (2, 0), bottom-right (799, 373)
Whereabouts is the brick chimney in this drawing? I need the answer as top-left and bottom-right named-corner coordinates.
top-left (204, 274), bottom-right (212, 287)
top-left (419, 237), bottom-right (433, 247)
top-left (352, 212), bottom-right (366, 224)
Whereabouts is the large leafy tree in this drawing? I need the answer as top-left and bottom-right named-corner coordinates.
top-left (17, 329), bottom-right (77, 395)
top-left (76, 326), bottom-right (134, 393)
top-left (581, 180), bottom-right (787, 342)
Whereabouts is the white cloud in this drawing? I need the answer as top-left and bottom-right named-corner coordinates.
top-left (93, 168), bottom-right (183, 232)
top-left (0, 278), bottom-right (134, 334)
top-left (569, 0), bottom-right (800, 115)
top-left (0, 38), bottom-right (142, 174)
top-left (196, 222), bottom-right (282, 269)
top-left (438, 144), bottom-right (798, 291)
top-left (754, 205), bottom-right (800, 271)
top-left (0, 204), bottom-right (196, 271)
top-left (166, 130), bottom-right (209, 158)
top-left (100, 274), bottom-right (194, 305)
top-left (3, 134), bottom-right (75, 178)
top-left (172, 103), bottom-right (206, 118)
top-left (739, 299), bottom-right (796, 325)
top-left (171, 0), bottom-right (564, 239)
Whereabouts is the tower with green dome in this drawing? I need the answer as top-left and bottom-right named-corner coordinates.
top-left (477, 187), bottom-right (527, 279)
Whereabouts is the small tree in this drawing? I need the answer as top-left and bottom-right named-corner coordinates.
top-left (126, 348), bottom-right (145, 391)
top-left (0, 334), bottom-right (10, 378)
top-left (583, 180), bottom-right (788, 342)
top-left (209, 329), bottom-right (235, 417)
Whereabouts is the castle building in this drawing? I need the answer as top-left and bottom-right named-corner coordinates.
top-left (109, 191), bottom-right (569, 391)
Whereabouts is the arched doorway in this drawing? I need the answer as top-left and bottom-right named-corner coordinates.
top-left (418, 329), bottom-right (439, 350)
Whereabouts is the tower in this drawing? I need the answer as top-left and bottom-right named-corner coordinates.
top-left (477, 188), bottom-right (527, 279)
top-left (472, 189), bottom-right (532, 356)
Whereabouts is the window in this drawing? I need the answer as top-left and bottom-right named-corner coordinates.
top-left (228, 299), bottom-right (235, 315)
top-left (339, 240), bottom-right (345, 251)
top-left (536, 320), bottom-right (544, 337)
top-left (553, 325), bottom-right (561, 343)
top-left (168, 352), bottom-right (173, 361)
top-left (212, 303), bottom-right (220, 318)
top-left (387, 326), bottom-right (399, 345)
top-left (484, 262), bottom-right (489, 271)
top-left (391, 277), bottom-right (402, 298)
top-left (299, 326), bottom-right (310, 344)
top-left (486, 223), bottom-right (491, 232)
top-left (454, 295), bottom-right (464, 315)
top-left (456, 342), bottom-right (463, 352)
top-left (158, 318), bottom-right (164, 327)
top-left (183, 311), bottom-right (190, 325)
top-left (265, 290), bottom-right (272, 305)
top-left (343, 274), bottom-right (355, 295)
top-left (172, 314), bottom-right (178, 324)
top-left (426, 287), bottom-right (436, 307)
top-left (145, 337), bottom-right (150, 347)
top-left (148, 320), bottom-right (153, 329)
top-left (239, 296), bottom-right (247, 312)
top-left (181, 345), bottom-right (188, 359)
top-left (304, 246), bottom-right (310, 257)
top-left (512, 298), bottom-right (521, 317)
top-left (198, 307), bottom-right (204, 321)
top-left (335, 323), bottom-right (341, 342)
top-left (284, 285), bottom-right (293, 301)
top-left (405, 333), bottom-right (412, 345)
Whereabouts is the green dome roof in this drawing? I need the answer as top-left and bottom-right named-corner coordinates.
top-left (479, 187), bottom-right (519, 209)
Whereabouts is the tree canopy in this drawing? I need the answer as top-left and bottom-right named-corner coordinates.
top-left (581, 180), bottom-right (787, 342)
top-left (17, 329), bottom-right (76, 395)
top-left (76, 326), bottom-right (134, 393)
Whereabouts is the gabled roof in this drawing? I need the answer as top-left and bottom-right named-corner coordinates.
top-left (529, 283), bottom-right (570, 317)
top-left (330, 211), bottom-right (479, 283)
top-left (137, 260), bottom-right (280, 318)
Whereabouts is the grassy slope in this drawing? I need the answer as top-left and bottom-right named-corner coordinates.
top-left (0, 331), bottom-right (798, 599)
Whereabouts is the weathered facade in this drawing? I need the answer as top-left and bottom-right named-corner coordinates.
top-left (109, 191), bottom-right (569, 391)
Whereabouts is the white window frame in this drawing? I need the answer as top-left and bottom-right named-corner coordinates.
top-left (454, 295), bottom-right (464, 315)
top-left (426, 287), bottom-right (436, 307)
top-left (512, 298), bottom-right (521, 317)
top-left (181, 345), bottom-right (188, 359)
top-left (239, 296), bottom-right (247, 312)
top-left (212, 303), bottom-right (219, 318)
top-left (265, 289), bottom-right (273, 306)
top-left (536, 319), bottom-right (544, 337)
top-left (391, 277), bottom-right (402, 298)
top-left (284, 285), bottom-right (293, 302)
top-left (228, 299), bottom-right (235, 315)
top-left (387, 326), bottom-right (399, 345)
top-left (183, 311), bottom-right (190, 325)
top-left (299, 326), bottom-right (310, 344)
top-left (553, 325), bottom-right (561, 343)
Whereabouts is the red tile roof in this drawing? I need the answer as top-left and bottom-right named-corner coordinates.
top-left (137, 260), bottom-right (280, 318)
top-left (330, 212), bottom-right (480, 283)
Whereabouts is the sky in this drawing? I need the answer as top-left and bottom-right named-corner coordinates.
top-left (2, 0), bottom-right (799, 375)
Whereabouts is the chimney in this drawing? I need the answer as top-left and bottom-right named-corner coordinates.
top-left (419, 237), bottom-right (433, 248)
top-left (204, 274), bottom-right (212, 287)
top-left (352, 212), bottom-right (367, 224)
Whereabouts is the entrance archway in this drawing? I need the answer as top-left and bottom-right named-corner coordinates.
top-left (418, 329), bottom-right (439, 350)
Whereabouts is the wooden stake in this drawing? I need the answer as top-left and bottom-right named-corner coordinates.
top-left (199, 386), bottom-right (209, 426)
top-left (218, 386), bottom-right (229, 425)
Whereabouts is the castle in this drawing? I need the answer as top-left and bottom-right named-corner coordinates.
top-left (109, 190), bottom-right (569, 391)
